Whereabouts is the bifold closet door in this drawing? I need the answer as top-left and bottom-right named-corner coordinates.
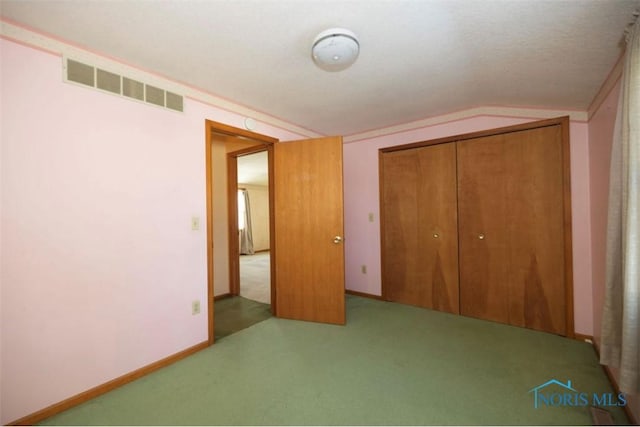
top-left (381, 143), bottom-right (459, 313)
top-left (457, 125), bottom-right (567, 335)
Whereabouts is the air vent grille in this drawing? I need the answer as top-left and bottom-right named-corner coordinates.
top-left (96, 69), bottom-right (121, 94)
top-left (166, 91), bottom-right (184, 112)
top-left (123, 77), bottom-right (144, 101)
top-left (67, 59), bottom-right (95, 87)
top-left (64, 58), bottom-right (184, 112)
top-left (145, 84), bottom-right (165, 107)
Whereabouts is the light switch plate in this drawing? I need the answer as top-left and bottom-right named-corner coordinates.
top-left (191, 216), bottom-right (200, 230)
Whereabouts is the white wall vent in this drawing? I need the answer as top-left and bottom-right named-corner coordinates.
top-left (67, 59), bottom-right (95, 87)
top-left (96, 69), bottom-right (121, 94)
top-left (63, 57), bottom-right (184, 113)
top-left (123, 77), bottom-right (144, 101)
top-left (145, 84), bottom-right (165, 107)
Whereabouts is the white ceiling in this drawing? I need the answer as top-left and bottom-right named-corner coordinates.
top-left (238, 151), bottom-right (268, 186)
top-left (1, 0), bottom-right (639, 136)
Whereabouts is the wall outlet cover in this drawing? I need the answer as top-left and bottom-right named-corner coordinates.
top-left (192, 300), bottom-right (201, 315)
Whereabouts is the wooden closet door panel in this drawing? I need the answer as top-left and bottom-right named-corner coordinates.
top-left (457, 134), bottom-right (510, 324)
top-left (458, 125), bottom-right (566, 335)
top-left (502, 125), bottom-right (566, 334)
top-left (381, 143), bottom-right (459, 313)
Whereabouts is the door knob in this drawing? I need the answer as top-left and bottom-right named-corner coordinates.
top-left (478, 233), bottom-right (485, 240)
top-left (333, 236), bottom-right (343, 244)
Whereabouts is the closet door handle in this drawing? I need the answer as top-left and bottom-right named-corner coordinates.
top-left (478, 233), bottom-right (485, 240)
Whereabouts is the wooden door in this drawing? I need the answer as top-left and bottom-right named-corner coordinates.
top-left (457, 125), bottom-right (567, 335)
top-left (273, 136), bottom-right (345, 325)
top-left (380, 143), bottom-right (459, 313)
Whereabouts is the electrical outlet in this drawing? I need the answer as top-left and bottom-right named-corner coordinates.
top-left (361, 265), bottom-right (367, 274)
top-left (368, 212), bottom-right (374, 222)
top-left (192, 300), bottom-right (201, 315)
top-left (191, 216), bottom-right (200, 231)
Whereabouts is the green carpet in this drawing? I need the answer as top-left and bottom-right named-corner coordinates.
top-left (40, 296), bottom-right (629, 425)
top-left (214, 296), bottom-right (272, 340)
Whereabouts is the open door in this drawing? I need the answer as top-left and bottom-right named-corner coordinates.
top-left (273, 136), bottom-right (345, 325)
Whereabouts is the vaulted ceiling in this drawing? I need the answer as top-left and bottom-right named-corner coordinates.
top-left (1, 0), bottom-right (639, 136)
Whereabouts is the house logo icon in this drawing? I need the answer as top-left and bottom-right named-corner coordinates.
top-left (529, 378), bottom-right (627, 409)
top-left (528, 379), bottom-right (577, 409)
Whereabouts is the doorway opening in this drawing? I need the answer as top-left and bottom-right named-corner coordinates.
top-left (235, 151), bottom-right (271, 304)
top-left (215, 147), bottom-right (273, 340)
top-left (206, 122), bottom-right (346, 344)
top-left (205, 120), bottom-right (277, 344)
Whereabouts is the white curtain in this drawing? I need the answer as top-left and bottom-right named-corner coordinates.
top-left (238, 189), bottom-right (254, 255)
top-left (600, 12), bottom-right (640, 394)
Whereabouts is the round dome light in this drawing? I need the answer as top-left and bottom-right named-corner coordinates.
top-left (311, 28), bottom-right (360, 72)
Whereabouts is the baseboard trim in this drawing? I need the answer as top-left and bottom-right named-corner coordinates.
top-left (345, 289), bottom-right (384, 300)
top-left (214, 293), bottom-right (233, 301)
top-left (591, 340), bottom-right (639, 426)
top-left (9, 340), bottom-right (209, 426)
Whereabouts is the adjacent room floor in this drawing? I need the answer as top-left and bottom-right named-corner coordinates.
top-left (40, 296), bottom-right (629, 426)
top-left (214, 296), bottom-right (272, 340)
top-left (239, 251), bottom-right (270, 304)
top-left (214, 251), bottom-right (272, 341)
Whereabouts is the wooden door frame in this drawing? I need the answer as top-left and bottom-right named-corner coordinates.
top-left (205, 119), bottom-right (278, 345)
top-left (378, 116), bottom-right (574, 337)
top-left (227, 145), bottom-right (275, 313)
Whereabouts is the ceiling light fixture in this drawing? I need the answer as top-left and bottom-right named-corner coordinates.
top-left (311, 28), bottom-right (360, 72)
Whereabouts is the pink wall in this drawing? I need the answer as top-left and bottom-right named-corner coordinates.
top-left (0, 38), bottom-right (302, 424)
top-left (343, 115), bottom-right (594, 336)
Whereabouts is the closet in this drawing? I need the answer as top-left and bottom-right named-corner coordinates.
top-left (379, 117), bottom-right (573, 337)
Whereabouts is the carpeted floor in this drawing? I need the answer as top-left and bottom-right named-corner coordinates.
top-left (40, 296), bottom-right (629, 425)
top-left (239, 252), bottom-right (270, 304)
top-left (214, 296), bottom-right (272, 340)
